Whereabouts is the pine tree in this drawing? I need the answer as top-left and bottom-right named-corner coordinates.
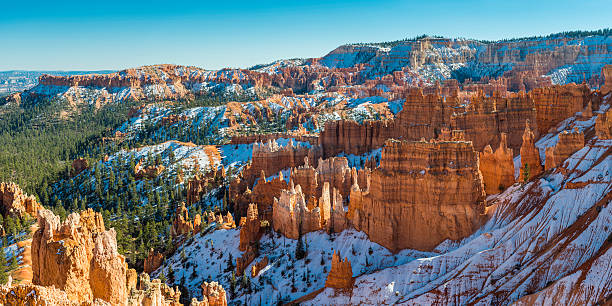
top-left (0, 246), bottom-right (7, 284)
top-left (522, 163), bottom-right (530, 185)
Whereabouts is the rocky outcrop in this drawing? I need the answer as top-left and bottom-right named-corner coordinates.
top-left (71, 158), bottom-right (89, 177)
top-left (238, 204), bottom-right (261, 252)
top-left (519, 120), bottom-right (543, 181)
top-left (0, 283), bottom-right (81, 305)
top-left (236, 246), bottom-right (257, 277)
top-left (545, 128), bottom-right (585, 170)
top-left (601, 65), bottom-right (612, 95)
top-left (595, 108), bottom-right (612, 139)
top-left (479, 133), bottom-right (515, 194)
top-left (190, 282), bottom-right (227, 306)
top-left (187, 168), bottom-right (225, 205)
top-left (134, 160), bottom-right (165, 180)
top-left (230, 139), bottom-right (321, 218)
top-left (171, 203), bottom-right (195, 239)
top-left (325, 251), bottom-right (353, 290)
top-left (349, 139), bottom-right (486, 252)
top-left (31, 208), bottom-right (127, 304)
top-left (144, 248), bottom-right (165, 274)
top-left (250, 256), bottom-right (268, 278)
top-left (272, 182), bottom-right (320, 239)
top-left (530, 84), bottom-right (590, 134)
top-left (450, 91), bottom-right (537, 152)
top-left (248, 172), bottom-right (289, 222)
top-left (128, 273), bottom-right (181, 306)
top-left (204, 211), bottom-right (235, 230)
top-left (0, 181), bottom-right (41, 217)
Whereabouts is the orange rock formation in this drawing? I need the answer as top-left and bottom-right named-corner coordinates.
top-left (250, 256), bottom-right (268, 278)
top-left (0, 181), bottom-right (41, 217)
top-left (545, 128), bottom-right (585, 170)
top-left (348, 139), bottom-right (486, 252)
top-left (530, 84), bottom-right (590, 134)
top-left (239, 204), bottom-right (261, 252)
top-left (325, 251), bottom-right (353, 290)
top-left (595, 108), bottom-right (612, 139)
top-left (171, 203), bottom-right (195, 239)
top-left (519, 120), bottom-right (543, 181)
top-left (191, 281), bottom-right (227, 306)
top-left (479, 133), bottom-right (515, 194)
top-left (144, 248), bottom-right (165, 274)
top-left (601, 65), bottom-right (612, 95)
top-left (31, 209), bottom-right (128, 304)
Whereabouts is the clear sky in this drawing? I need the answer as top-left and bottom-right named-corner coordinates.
top-left (1, 0), bottom-right (611, 71)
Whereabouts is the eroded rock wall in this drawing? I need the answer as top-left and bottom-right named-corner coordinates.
top-left (349, 139), bottom-right (486, 252)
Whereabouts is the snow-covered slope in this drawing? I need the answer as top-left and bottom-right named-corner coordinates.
top-left (307, 139), bottom-right (611, 305)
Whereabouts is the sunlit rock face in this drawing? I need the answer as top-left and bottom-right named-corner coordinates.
top-left (479, 133), bottom-right (515, 194)
top-left (31, 209), bottom-right (128, 305)
top-left (349, 139), bottom-right (486, 252)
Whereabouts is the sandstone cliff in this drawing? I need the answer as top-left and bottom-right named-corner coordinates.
top-left (0, 181), bottom-right (41, 217)
top-left (544, 128), bottom-right (585, 170)
top-left (530, 84), bottom-right (590, 134)
top-left (238, 203), bottom-right (261, 252)
top-left (595, 108), bottom-right (612, 139)
top-left (349, 139), bottom-right (486, 252)
top-left (31, 209), bottom-right (127, 304)
top-left (519, 120), bottom-right (543, 181)
top-left (325, 251), bottom-right (353, 290)
top-left (479, 133), bottom-right (515, 194)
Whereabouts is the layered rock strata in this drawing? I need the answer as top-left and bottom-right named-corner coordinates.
top-left (530, 84), bottom-right (590, 134)
top-left (519, 120), bottom-right (543, 181)
top-left (31, 208), bottom-right (128, 304)
top-left (238, 203), bottom-right (261, 252)
top-left (144, 248), bottom-right (165, 274)
top-left (325, 251), bottom-right (353, 290)
top-left (348, 139), bottom-right (486, 252)
top-left (595, 108), bottom-right (612, 139)
top-left (479, 133), bottom-right (515, 194)
top-left (0, 181), bottom-right (41, 217)
top-left (544, 128), bottom-right (585, 170)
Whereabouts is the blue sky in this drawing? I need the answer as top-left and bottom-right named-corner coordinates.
top-left (1, 0), bottom-right (611, 71)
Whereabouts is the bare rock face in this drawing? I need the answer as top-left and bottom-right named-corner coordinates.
top-left (595, 108), bottom-right (612, 139)
top-left (236, 246), bottom-right (256, 277)
top-left (128, 273), bottom-right (182, 306)
top-left (230, 139), bottom-right (321, 218)
top-left (170, 203), bottom-right (194, 240)
top-left (144, 248), bottom-right (165, 274)
top-left (250, 256), bottom-right (268, 278)
top-left (272, 182), bottom-right (322, 239)
top-left (479, 133), bottom-right (515, 194)
top-left (71, 158), bottom-right (89, 177)
top-left (545, 128), bottom-right (585, 170)
top-left (0, 283), bottom-right (86, 305)
top-left (450, 91), bottom-right (537, 153)
top-left (190, 282), bottom-right (227, 306)
top-left (325, 251), bottom-right (353, 290)
top-left (349, 139), bottom-right (486, 252)
top-left (31, 208), bottom-right (128, 304)
top-left (530, 84), bottom-right (590, 134)
top-left (248, 172), bottom-right (289, 222)
top-left (134, 160), bottom-right (166, 180)
top-left (187, 168), bottom-right (225, 205)
top-left (519, 120), bottom-right (543, 181)
top-left (239, 204), bottom-right (261, 252)
top-left (601, 64), bottom-right (612, 95)
top-left (0, 181), bottom-right (41, 217)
